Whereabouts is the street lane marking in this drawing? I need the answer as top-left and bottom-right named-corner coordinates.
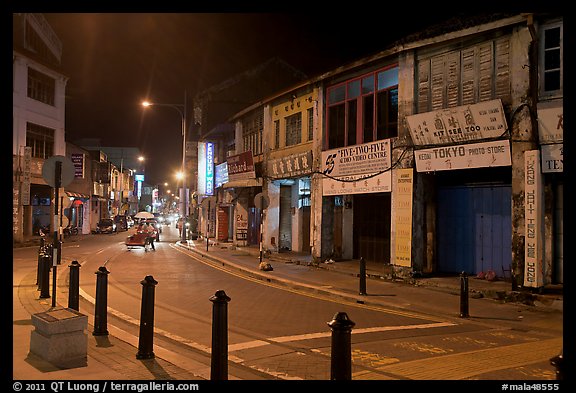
top-left (228, 322), bottom-right (455, 352)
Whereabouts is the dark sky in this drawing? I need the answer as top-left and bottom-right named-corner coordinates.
top-left (42, 12), bottom-right (448, 186)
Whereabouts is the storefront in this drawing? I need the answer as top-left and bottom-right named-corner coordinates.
top-left (321, 139), bottom-right (392, 263)
top-left (408, 99), bottom-right (513, 277)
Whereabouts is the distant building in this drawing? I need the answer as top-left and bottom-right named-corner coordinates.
top-left (13, 13), bottom-right (68, 243)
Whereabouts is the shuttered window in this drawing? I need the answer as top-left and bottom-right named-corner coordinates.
top-left (417, 37), bottom-right (510, 112)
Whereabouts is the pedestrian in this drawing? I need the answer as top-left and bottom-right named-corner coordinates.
top-left (146, 223), bottom-right (156, 251)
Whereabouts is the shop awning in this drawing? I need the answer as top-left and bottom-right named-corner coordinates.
top-left (222, 178), bottom-right (262, 189)
top-left (65, 191), bottom-right (91, 199)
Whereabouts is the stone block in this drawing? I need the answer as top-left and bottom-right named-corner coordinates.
top-left (29, 307), bottom-right (88, 368)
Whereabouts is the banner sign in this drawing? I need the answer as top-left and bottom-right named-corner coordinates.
top-left (71, 153), bottom-right (85, 178)
top-left (537, 101), bottom-right (563, 144)
top-left (205, 142), bottom-right (214, 196)
top-left (523, 150), bottom-right (544, 288)
top-left (268, 151), bottom-right (313, 179)
top-left (414, 140), bottom-right (511, 172)
top-left (227, 151), bottom-right (256, 181)
top-left (215, 162), bottom-right (229, 188)
top-left (394, 168), bottom-right (413, 267)
top-left (541, 144), bottom-right (563, 173)
top-left (407, 99), bottom-right (508, 146)
top-left (322, 171), bottom-right (391, 196)
top-left (21, 146), bottom-right (31, 205)
top-left (322, 139), bottom-right (391, 178)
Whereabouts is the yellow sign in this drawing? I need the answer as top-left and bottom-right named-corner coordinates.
top-left (394, 168), bottom-right (413, 267)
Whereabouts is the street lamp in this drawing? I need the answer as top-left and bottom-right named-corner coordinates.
top-left (142, 96), bottom-right (188, 243)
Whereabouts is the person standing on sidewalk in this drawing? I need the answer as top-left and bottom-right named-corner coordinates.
top-left (146, 224), bottom-right (156, 251)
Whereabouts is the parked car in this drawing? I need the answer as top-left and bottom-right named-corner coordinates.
top-left (93, 218), bottom-right (117, 234)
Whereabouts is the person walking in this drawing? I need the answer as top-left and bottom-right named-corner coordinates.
top-left (146, 223), bottom-right (156, 251)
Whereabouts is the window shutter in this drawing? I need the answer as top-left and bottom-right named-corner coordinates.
top-left (494, 37), bottom-right (511, 103)
top-left (417, 59), bottom-right (430, 112)
top-left (446, 52), bottom-right (461, 108)
top-left (430, 55), bottom-right (445, 110)
top-left (461, 48), bottom-right (476, 104)
top-left (478, 42), bottom-right (494, 102)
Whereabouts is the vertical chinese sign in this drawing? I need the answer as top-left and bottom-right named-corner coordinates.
top-left (523, 150), bottom-right (544, 288)
top-left (394, 168), bottom-right (413, 267)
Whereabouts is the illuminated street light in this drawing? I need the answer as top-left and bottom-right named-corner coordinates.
top-left (142, 95), bottom-right (188, 243)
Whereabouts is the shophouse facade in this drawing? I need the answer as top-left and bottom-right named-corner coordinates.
top-left (313, 12), bottom-right (563, 289)
top-left (12, 13), bottom-right (68, 243)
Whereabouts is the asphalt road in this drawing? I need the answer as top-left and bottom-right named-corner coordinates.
top-left (14, 225), bottom-right (563, 381)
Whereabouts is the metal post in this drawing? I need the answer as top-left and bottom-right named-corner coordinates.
top-left (459, 271), bottom-right (470, 318)
top-left (327, 311), bottom-right (355, 380)
top-left (359, 257), bottom-right (367, 296)
top-left (206, 199), bottom-right (210, 252)
top-left (68, 261), bottom-right (81, 311)
top-left (51, 161), bottom-right (62, 308)
top-left (93, 266), bottom-right (110, 336)
top-left (39, 252), bottom-right (51, 299)
top-left (137, 275), bottom-right (158, 359)
top-left (210, 289), bottom-right (231, 380)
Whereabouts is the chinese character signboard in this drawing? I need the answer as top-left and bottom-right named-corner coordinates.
top-left (71, 153), bottom-right (85, 178)
top-left (406, 99), bottom-right (508, 146)
top-left (267, 151), bottom-right (313, 179)
top-left (523, 150), bottom-right (544, 288)
top-left (394, 168), bottom-right (413, 267)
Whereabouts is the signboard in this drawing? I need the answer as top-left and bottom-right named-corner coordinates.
top-left (406, 99), bottom-right (508, 146)
top-left (205, 142), bottom-right (214, 196)
top-left (41, 155), bottom-right (75, 187)
top-left (71, 153), bottom-right (85, 178)
top-left (394, 168), bottom-right (413, 267)
top-left (523, 150), bottom-right (544, 288)
top-left (414, 140), bottom-right (511, 172)
top-left (268, 151), bottom-right (313, 179)
top-left (322, 139), bottom-right (391, 178)
top-left (236, 214), bottom-right (248, 240)
top-left (215, 162), bottom-right (228, 188)
top-left (227, 151), bottom-right (256, 181)
top-left (537, 101), bottom-right (563, 143)
top-left (21, 146), bottom-right (31, 205)
top-left (323, 171), bottom-right (391, 196)
top-left (541, 144), bottom-right (563, 173)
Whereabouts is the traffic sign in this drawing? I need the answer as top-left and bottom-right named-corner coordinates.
top-left (254, 192), bottom-right (269, 210)
top-left (42, 155), bottom-right (75, 187)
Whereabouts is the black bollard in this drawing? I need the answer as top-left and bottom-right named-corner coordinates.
top-left (210, 289), bottom-right (231, 380)
top-left (93, 266), bottom-right (110, 336)
top-left (136, 275), bottom-right (158, 359)
top-left (68, 261), bottom-right (81, 311)
top-left (549, 351), bottom-right (564, 380)
top-left (39, 253), bottom-right (51, 299)
top-left (37, 245), bottom-right (46, 288)
top-left (327, 312), bottom-right (355, 380)
top-left (36, 243), bottom-right (45, 286)
top-left (459, 271), bottom-right (470, 318)
top-left (359, 257), bottom-right (367, 296)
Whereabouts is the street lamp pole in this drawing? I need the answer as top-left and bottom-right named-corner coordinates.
top-left (142, 94), bottom-right (188, 243)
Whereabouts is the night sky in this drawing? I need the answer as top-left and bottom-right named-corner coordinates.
top-left (41, 12), bottom-right (452, 186)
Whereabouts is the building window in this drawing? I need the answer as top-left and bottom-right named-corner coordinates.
top-left (26, 122), bottom-right (54, 159)
top-left (540, 22), bottom-right (563, 97)
top-left (285, 112), bottom-right (302, 146)
top-left (326, 65), bottom-right (398, 149)
top-left (307, 108), bottom-right (314, 141)
top-left (242, 111), bottom-right (263, 155)
top-left (27, 67), bottom-right (55, 106)
top-left (274, 120), bottom-right (280, 149)
top-left (24, 21), bottom-right (60, 66)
